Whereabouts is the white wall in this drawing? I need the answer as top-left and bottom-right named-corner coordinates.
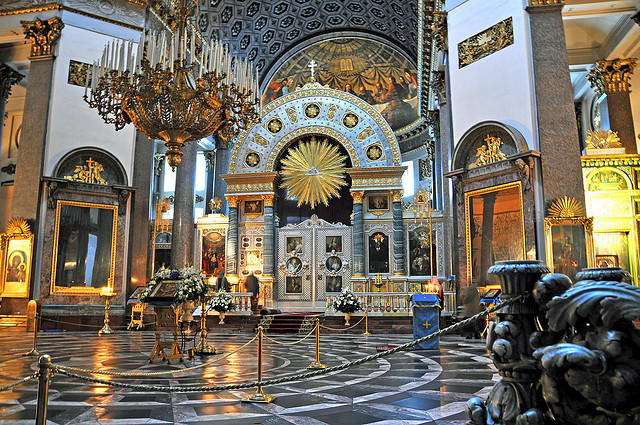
top-left (629, 69), bottom-right (640, 153)
top-left (45, 11), bottom-right (140, 184)
top-left (447, 0), bottom-right (536, 151)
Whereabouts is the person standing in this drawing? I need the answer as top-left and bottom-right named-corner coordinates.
top-left (245, 272), bottom-right (260, 313)
top-left (216, 270), bottom-right (230, 292)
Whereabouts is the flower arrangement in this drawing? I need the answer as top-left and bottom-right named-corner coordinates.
top-left (139, 266), bottom-right (208, 303)
top-left (333, 287), bottom-right (362, 313)
top-left (209, 288), bottom-right (236, 313)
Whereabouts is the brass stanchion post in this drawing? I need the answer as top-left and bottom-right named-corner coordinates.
top-left (99, 292), bottom-right (115, 335)
top-left (35, 354), bottom-right (52, 425)
top-left (242, 326), bottom-right (276, 403)
top-left (24, 313), bottom-right (41, 356)
top-left (194, 299), bottom-right (216, 354)
top-left (308, 318), bottom-right (326, 369)
top-left (362, 308), bottom-right (371, 336)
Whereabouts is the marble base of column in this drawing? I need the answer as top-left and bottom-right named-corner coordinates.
top-left (170, 142), bottom-right (197, 269)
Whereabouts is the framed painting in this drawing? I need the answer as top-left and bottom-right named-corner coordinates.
top-left (285, 276), bottom-right (302, 294)
top-left (409, 228), bottom-right (437, 277)
top-left (286, 236), bottom-right (303, 254)
top-left (0, 230), bottom-right (34, 298)
top-left (244, 200), bottom-right (263, 216)
top-left (368, 232), bottom-right (389, 273)
top-left (465, 182), bottom-right (525, 287)
top-left (326, 276), bottom-right (342, 293)
top-left (129, 286), bottom-right (146, 300)
top-left (149, 280), bottom-right (180, 299)
top-left (544, 217), bottom-right (594, 283)
top-left (368, 195), bottom-right (389, 211)
top-left (596, 254), bottom-right (618, 268)
top-left (285, 257), bottom-right (303, 274)
top-left (201, 231), bottom-right (225, 277)
top-left (326, 235), bottom-right (342, 253)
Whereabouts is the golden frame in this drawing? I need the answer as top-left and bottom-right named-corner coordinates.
top-left (465, 181), bottom-right (525, 285)
top-left (544, 216), bottom-right (595, 278)
top-left (0, 232), bottom-right (34, 298)
top-left (50, 200), bottom-right (118, 295)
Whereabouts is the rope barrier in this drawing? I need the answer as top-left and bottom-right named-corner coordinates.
top-left (0, 374), bottom-right (36, 392)
top-left (49, 294), bottom-right (524, 392)
top-left (319, 314), bottom-right (366, 331)
top-left (36, 315), bottom-right (155, 330)
top-left (263, 327), bottom-right (316, 346)
top-left (54, 334), bottom-right (258, 377)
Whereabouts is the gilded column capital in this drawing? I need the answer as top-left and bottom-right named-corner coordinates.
top-left (261, 194), bottom-right (276, 206)
top-left (351, 190), bottom-right (365, 204)
top-left (587, 58), bottom-right (637, 95)
top-left (21, 17), bottom-right (64, 57)
top-left (528, 0), bottom-right (564, 5)
top-left (0, 64), bottom-right (24, 102)
top-left (226, 195), bottom-right (241, 208)
top-left (390, 190), bottom-right (403, 202)
top-left (430, 11), bottom-right (447, 52)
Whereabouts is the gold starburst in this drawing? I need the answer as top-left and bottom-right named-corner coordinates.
top-left (280, 137), bottom-right (347, 209)
top-left (548, 196), bottom-right (585, 218)
top-left (586, 129), bottom-right (622, 149)
top-left (5, 217), bottom-right (31, 234)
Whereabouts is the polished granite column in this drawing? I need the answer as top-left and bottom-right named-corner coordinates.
top-left (262, 194), bottom-right (275, 278)
top-left (527, 1), bottom-right (585, 206)
top-left (225, 195), bottom-right (240, 276)
top-left (128, 132), bottom-right (153, 287)
top-left (170, 141), bottom-right (196, 269)
top-left (351, 191), bottom-right (365, 277)
top-left (587, 58), bottom-right (637, 153)
top-left (391, 190), bottom-right (405, 276)
top-left (203, 150), bottom-right (215, 214)
top-left (0, 64), bottom-right (24, 151)
top-left (213, 147), bottom-right (231, 215)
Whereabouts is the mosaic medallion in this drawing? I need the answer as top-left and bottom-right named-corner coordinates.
top-left (286, 257), bottom-right (303, 274)
top-left (304, 103), bottom-right (321, 118)
top-left (325, 255), bottom-right (342, 272)
top-left (366, 145), bottom-right (383, 161)
top-left (267, 118), bottom-right (283, 133)
top-left (245, 152), bottom-right (260, 167)
top-left (343, 113), bottom-right (359, 128)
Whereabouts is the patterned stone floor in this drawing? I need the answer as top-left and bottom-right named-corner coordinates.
top-left (0, 330), bottom-right (493, 424)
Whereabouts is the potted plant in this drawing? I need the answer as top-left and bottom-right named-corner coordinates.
top-left (209, 288), bottom-right (236, 324)
top-left (333, 287), bottom-right (362, 325)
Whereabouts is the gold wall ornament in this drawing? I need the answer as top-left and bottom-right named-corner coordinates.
top-left (285, 107), bottom-right (298, 123)
top-left (587, 58), bottom-right (637, 95)
top-left (357, 126), bottom-right (375, 141)
top-left (68, 60), bottom-right (91, 87)
top-left (226, 196), bottom-right (241, 208)
top-left (261, 194), bottom-right (276, 206)
top-left (21, 17), bottom-right (64, 57)
top-left (83, 0), bottom-right (259, 171)
top-left (64, 157), bottom-right (108, 185)
top-left (430, 11), bottom-right (448, 52)
top-left (5, 217), bottom-right (31, 235)
top-left (548, 196), bottom-right (586, 218)
top-left (280, 137), bottom-right (348, 209)
top-left (458, 17), bottom-right (513, 68)
top-left (474, 135), bottom-right (508, 167)
top-left (390, 190), bottom-right (403, 203)
top-left (528, 0), bottom-right (564, 4)
top-left (351, 191), bottom-right (365, 203)
top-left (585, 129), bottom-right (623, 149)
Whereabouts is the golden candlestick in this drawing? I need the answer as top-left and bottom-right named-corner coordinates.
top-left (99, 291), bottom-right (116, 335)
top-left (194, 298), bottom-right (216, 354)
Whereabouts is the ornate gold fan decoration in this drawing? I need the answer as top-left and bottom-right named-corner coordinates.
top-left (5, 217), bottom-right (31, 234)
top-left (585, 129), bottom-right (622, 149)
top-left (280, 137), bottom-right (347, 209)
top-left (548, 196), bottom-right (586, 218)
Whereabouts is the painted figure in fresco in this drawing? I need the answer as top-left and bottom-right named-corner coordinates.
top-left (404, 68), bottom-right (418, 98)
top-left (344, 83), bottom-right (356, 95)
top-left (280, 78), bottom-right (290, 96)
top-left (373, 82), bottom-right (388, 104)
top-left (6, 251), bottom-right (26, 282)
top-left (357, 86), bottom-right (375, 104)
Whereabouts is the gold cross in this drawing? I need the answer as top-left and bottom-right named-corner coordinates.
top-left (423, 320), bottom-right (431, 329)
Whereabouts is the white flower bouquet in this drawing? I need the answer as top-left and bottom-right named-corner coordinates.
top-left (209, 289), bottom-right (236, 313)
top-left (333, 287), bottom-right (362, 313)
top-left (139, 265), bottom-right (208, 303)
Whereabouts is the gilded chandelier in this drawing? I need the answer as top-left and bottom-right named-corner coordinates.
top-left (83, 0), bottom-right (259, 169)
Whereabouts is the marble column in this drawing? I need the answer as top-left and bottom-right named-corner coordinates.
top-left (587, 58), bottom-right (637, 154)
top-left (170, 141), bottom-right (196, 269)
top-left (439, 74), bottom-right (455, 280)
top-left (527, 1), bottom-right (585, 207)
top-left (351, 191), bottom-right (365, 276)
top-left (0, 64), bottom-right (24, 152)
top-left (390, 190), bottom-right (405, 276)
top-left (11, 18), bottom-right (64, 223)
top-left (225, 196), bottom-right (239, 276)
top-left (213, 147), bottom-right (231, 215)
top-left (262, 194), bottom-right (275, 277)
top-left (128, 132), bottom-right (153, 288)
top-left (203, 150), bottom-right (215, 214)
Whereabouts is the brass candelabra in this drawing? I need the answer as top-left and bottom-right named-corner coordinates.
top-left (98, 291), bottom-right (116, 335)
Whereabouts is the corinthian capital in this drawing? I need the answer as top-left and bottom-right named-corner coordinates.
top-left (0, 64), bottom-right (24, 101)
top-left (587, 58), bottom-right (637, 95)
top-left (21, 17), bottom-right (64, 57)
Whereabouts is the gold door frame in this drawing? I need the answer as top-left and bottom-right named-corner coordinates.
top-left (50, 200), bottom-right (118, 295)
top-left (464, 181), bottom-right (525, 285)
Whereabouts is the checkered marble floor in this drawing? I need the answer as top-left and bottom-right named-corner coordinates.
top-left (0, 330), bottom-right (493, 424)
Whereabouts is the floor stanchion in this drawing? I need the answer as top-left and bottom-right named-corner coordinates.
top-left (242, 326), bottom-right (276, 403)
top-left (24, 314), bottom-right (41, 356)
top-left (362, 309), bottom-right (371, 336)
top-left (35, 354), bottom-right (52, 425)
top-left (308, 318), bottom-right (327, 369)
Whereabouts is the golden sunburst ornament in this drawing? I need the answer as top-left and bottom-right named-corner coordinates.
top-left (585, 129), bottom-right (622, 149)
top-left (5, 217), bottom-right (31, 234)
top-left (548, 196), bottom-right (586, 218)
top-left (280, 137), bottom-right (347, 209)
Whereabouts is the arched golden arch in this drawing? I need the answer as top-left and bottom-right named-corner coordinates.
top-left (266, 126), bottom-right (361, 170)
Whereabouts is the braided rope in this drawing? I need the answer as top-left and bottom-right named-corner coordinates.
top-left (51, 295), bottom-right (522, 392)
top-left (263, 326), bottom-right (316, 346)
top-left (0, 374), bottom-right (36, 392)
top-left (319, 314), bottom-right (366, 331)
top-left (37, 315), bottom-right (156, 330)
top-left (54, 334), bottom-right (258, 377)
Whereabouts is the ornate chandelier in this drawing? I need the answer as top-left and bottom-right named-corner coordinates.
top-left (280, 137), bottom-right (347, 209)
top-left (83, 0), bottom-right (259, 169)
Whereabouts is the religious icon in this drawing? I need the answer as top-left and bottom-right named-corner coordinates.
top-left (286, 257), bottom-right (303, 274)
top-left (286, 237), bottom-right (303, 254)
top-left (149, 280), bottom-right (179, 298)
top-left (285, 276), bottom-right (302, 294)
top-left (201, 231), bottom-right (225, 277)
top-left (244, 200), bottom-right (263, 215)
top-left (5, 249), bottom-right (27, 283)
top-left (325, 236), bottom-right (342, 253)
top-left (325, 256), bottom-right (342, 272)
top-left (409, 228), bottom-right (437, 277)
top-left (368, 232), bottom-right (389, 273)
top-left (326, 276), bottom-right (342, 293)
top-left (596, 255), bottom-right (618, 268)
top-left (368, 195), bottom-right (389, 211)
top-left (550, 224), bottom-right (588, 283)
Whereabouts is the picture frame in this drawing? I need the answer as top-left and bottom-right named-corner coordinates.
top-left (325, 235), bottom-right (342, 253)
top-left (596, 254), bottom-right (618, 268)
top-left (149, 280), bottom-right (180, 299)
top-left (244, 199), bottom-right (263, 216)
top-left (544, 216), bottom-right (594, 283)
top-left (368, 195), bottom-right (389, 211)
top-left (128, 286), bottom-right (146, 300)
top-left (0, 231), bottom-right (34, 298)
top-left (286, 236), bottom-right (303, 254)
top-left (326, 275), bottom-right (342, 293)
top-left (201, 230), bottom-right (226, 277)
top-left (285, 276), bottom-right (302, 294)
top-left (286, 257), bottom-right (303, 274)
